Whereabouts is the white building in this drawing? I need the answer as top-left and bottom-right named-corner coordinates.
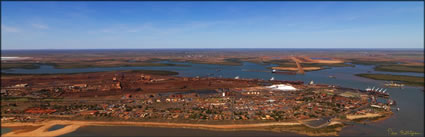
top-left (267, 84), bottom-right (297, 91)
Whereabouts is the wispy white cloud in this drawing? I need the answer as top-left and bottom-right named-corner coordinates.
top-left (89, 20), bottom-right (232, 35)
top-left (1, 24), bottom-right (21, 32)
top-left (32, 23), bottom-right (49, 29)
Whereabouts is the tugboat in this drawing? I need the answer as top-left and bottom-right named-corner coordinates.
top-left (387, 99), bottom-right (396, 106)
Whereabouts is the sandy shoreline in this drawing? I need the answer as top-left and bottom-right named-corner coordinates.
top-left (1, 57), bottom-right (32, 61)
top-left (2, 120), bottom-right (305, 137)
top-left (346, 113), bottom-right (383, 120)
top-left (1, 114), bottom-right (387, 136)
top-left (271, 66), bottom-right (322, 71)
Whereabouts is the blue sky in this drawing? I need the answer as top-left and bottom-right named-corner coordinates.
top-left (1, 2), bottom-right (424, 49)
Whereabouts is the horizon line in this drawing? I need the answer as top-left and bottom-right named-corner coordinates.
top-left (2, 48), bottom-right (424, 51)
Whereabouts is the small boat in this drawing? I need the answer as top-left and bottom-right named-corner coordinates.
top-left (270, 77), bottom-right (275, 81)
top-left (384, 81), bottom-right (404, 87)
top-left (272, 69), bottom-right (276, 73)
top-left (328, 75), bottom-right (336, 78)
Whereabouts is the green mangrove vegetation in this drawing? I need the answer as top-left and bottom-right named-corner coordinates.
top-left (355, 73), bottom-right (424, 87)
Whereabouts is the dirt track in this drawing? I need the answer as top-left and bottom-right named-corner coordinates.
top-left (291, 56), bottom-right (305, 74)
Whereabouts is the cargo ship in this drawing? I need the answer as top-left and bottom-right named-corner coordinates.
top-left (364, 86), bottom-right (389, 96)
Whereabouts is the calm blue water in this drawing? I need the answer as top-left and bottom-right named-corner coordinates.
top-left (2, 61), bottom-right (423, 78)
top-left (60, 126), bottom-right (301, 137)
top-left (1, 128), bottom-right (12, 135)
top-left (47, 125), bottom-right (66, 131)
top-left (2, 61), bottom-right (424, 136)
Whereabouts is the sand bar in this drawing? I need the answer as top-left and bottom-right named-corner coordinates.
top-left (346, 113), bottom-right (382, 120)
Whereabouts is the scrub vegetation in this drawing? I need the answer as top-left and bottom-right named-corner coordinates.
top-left (355, 73), bottom-right (424, 86)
